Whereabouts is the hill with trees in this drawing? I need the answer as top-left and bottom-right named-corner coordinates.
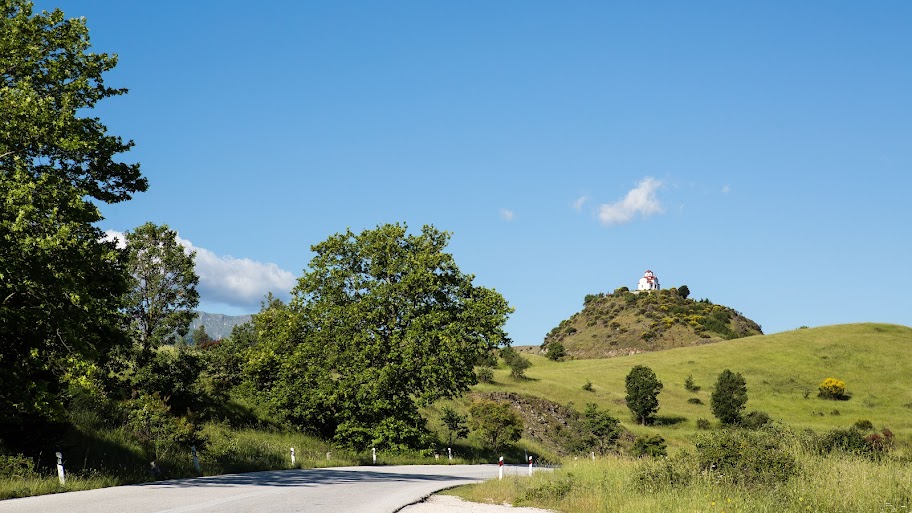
top-left (540, 286), bottom-right (762, 359)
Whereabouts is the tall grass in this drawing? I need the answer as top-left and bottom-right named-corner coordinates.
top-left (449, 450), bottom-right (912, 512)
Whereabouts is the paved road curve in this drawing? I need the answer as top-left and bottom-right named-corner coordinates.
top-left (0, 465), bottom-right (518, 513)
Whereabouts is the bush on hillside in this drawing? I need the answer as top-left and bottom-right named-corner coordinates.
top-left (546, 342), bottom-right (566, 361)
top-left (818, 377), bottom-right (848, 400)
top-left (816, 426), bottom-right (895, 459)
top-left (476, 366), bottom-right (494, 384)
top-left (632, 434), bottom-right (667, 458)
top-left (740, 410), bottom-right (772, 430)
top-left (694, 428), bottom-right (798, 486)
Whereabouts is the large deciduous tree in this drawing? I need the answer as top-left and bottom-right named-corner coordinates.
top-left (625, 365), bottom-right (663, 425)
top-left (123, 222), bottom-right (199, 364)
top-left (0, 0), bottom-right (147, 202)
top-left (0, 0), bottom-right (144, 444)
top-left (245, 223), bottom-right (513, 450)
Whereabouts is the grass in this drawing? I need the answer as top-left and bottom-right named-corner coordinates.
top-left (475, 323), bottom-right (912, 451)
top-left (448, 450), bottom-right (912, 512)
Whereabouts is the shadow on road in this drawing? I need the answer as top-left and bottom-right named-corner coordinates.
top-left (132, 467), bottom-right (486, 490)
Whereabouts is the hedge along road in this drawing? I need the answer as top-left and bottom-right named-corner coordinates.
top-left (0, 465), bottom-right (522, 513)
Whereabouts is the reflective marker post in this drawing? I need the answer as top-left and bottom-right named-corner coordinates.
top-left (498, 456), bottom-right (504, 480)
top-left (55, 452), bottom-right (65, 485)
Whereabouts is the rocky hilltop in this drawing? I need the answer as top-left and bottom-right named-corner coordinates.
top-left (541, 287), bottom-right (762, 359)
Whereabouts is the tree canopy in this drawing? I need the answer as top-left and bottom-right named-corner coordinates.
top-left (0, 0), bottom-right (143, 445)
top-left (625, 365), bottom-right (663, 425)
top-left (711, 369), bottom-right (748, 425)
top-left (123, 222), bottom-right (199, 364)
top-left (1, 0), bottom-right (146, 202)
top-left (245, 223), bottom-right (512, 450)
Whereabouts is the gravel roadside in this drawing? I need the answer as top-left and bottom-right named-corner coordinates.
top-left (399, 494), bottom-right (555, 513)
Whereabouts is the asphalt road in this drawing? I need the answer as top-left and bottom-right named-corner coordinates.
top-left (0, 465), bottom-right (516, 513)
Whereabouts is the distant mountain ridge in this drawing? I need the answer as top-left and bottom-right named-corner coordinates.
top-left (187, 311), bottom-right (253, 342)
top-left (540, 287), bottom-right (762, 359)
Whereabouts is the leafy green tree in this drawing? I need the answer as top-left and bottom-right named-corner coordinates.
top-left (625, 365), bottom-right (663, 425)
top-left (244, 224), bottom-right (512, 450)
top-left (0, 0), bottom-right (145, 445)
top-left (677, 285), bottom-right (691, 299)
top-left (189, 325), bottom-right (212, 346)
top-left (545, 341), bottom-right (566, 361)
top-left (500, 346), bottom-right (531, 379)
top-left (440, 405), bottom-right (470, 447)
top-left (1, 0), bottom-right (147, 201)
top-left (711, 369), bottom-right (748, 425)
top-left (123, 223), bottom-right (199, 364)
top-left (583, 403), bottom-right (621, 454)
top-left (469, 400), bottom-right (523, 452)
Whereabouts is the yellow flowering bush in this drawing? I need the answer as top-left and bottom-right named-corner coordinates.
top-left (818, 377), bottom-right (847, 400)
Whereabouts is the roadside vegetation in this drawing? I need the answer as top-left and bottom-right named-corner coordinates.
top-left (449, 423), bottom-right (912, 512)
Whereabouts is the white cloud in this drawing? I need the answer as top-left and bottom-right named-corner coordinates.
top-left (103, 229), bottom-right (126, 248)
top-left (500, 208), bottom-right (515, 221)
top-left (104, 230), bottom-right (296, 310)
top-left (572, 195), bottom-right (589, 212)
top-left (597, 177), bottom-right (664, 225)
top-left (722, 184), bottom-right (731, 194)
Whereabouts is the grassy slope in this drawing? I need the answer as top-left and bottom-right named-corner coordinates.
top-left (478, 323), bottom-right (912, 450)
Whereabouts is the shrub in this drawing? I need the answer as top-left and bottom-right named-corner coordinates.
top-left (469, 401), bottom-right (523, 451)
top-left (817, 426), bottom-right (895, 458)
top-left (0, 454), bottom-right (36, 479)
top-left (546, 342), bottom-right (566, 361)
top-left (853, 419), bottom-right (874, 431)
top-left (632, 434), bottom-right (667, 458)
top-left (582, 380), bottom-right (593, 392)
top-left (818, 377), bottom-right (848, 400)
top-left (635, 450), bottom-right (694, 491)
top-left (687, 397), bottom-right (703, 405)
top-left (694, 429), bottom-right (798, 486)
top-left (476, 366), bottom-right (494, 384)
top-left (684, 374), bottom-right (701, 392)
top-left (740, 410), bottom-right (771, 430)
top-left (696, 418), bottom-right (712, 430)
top-left (816, 427), bottom-right (869, 455)
top-left (500, 347), bottom-right (531, 379)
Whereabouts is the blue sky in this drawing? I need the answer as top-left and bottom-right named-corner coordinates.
top-left (41, 1), bottom-right (910, 345)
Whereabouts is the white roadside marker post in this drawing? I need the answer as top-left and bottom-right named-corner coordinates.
top-left (372, 447), bottom-right (376, 465)
top-left (290, 447), bottom-right (295, 466)
top-left (498, 456), bottom-right (504, 480)
top-left (447, 447), bottom-right (452, 461)
top-left (55, 452), bottom-right (65, 485)
top-left (528, 455), bottom-right (533, 476)
top-left (326, 451), bottom-right (331, 461)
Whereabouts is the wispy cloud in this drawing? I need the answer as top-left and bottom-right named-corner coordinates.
top-left (572, 195), bottom-right (589, 212)
top-left (721, 184), bottom-right (731, 194)
top-left (597, 177), bottom-right (664, 225)
top-left (104, 230), bottom-right (296, 310)
top-left (500, 208), bottom-right (515, 221)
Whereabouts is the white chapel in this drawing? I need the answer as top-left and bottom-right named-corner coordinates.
top-left (636, 270), bottom-right (660, 291)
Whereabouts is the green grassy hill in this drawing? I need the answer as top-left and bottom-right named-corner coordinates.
top-left (539, 288), bottom-right (762, 359)
top-left (476, 323), bottom-right (912, 451)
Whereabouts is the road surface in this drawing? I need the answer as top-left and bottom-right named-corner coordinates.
top-left (0, 465), bottom-right (526, 513)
